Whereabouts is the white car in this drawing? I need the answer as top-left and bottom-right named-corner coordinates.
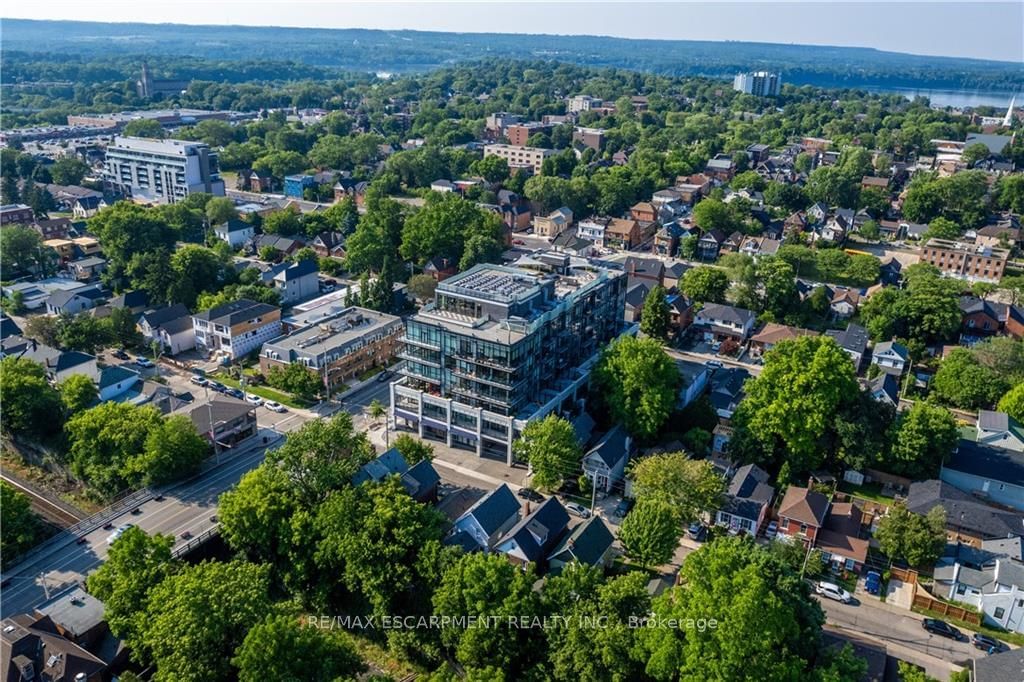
top-left (264, 400), bottom-right (286, 413)
top-left (815, 581), bottom-right (853, 604)
top-left (245, 394), bottom-right (263, 407)
top-left (565, 502), bottom-right (591, 519)
top-left (135, 357), bottom-right (155, 368)
top-left (106, 523), bottom-right (135, 545)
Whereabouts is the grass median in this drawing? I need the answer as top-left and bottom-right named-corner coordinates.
top-left (210, 373), bottom-right (312, 409)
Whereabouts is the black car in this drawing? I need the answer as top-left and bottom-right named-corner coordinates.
top-left (175, 391), bottom-right (195, 403)
top-left (972, 633), bottom-right (1008, 653)
top-left (225, 387), bottom-right (245, 400)
top-left (517, 487), bottom-right (544, 502)
top-left (112, 349), bottom-right (130, 360)
top-left (922, 618), bottom-right (965, 641)
top-left (376, 370), bottom-right (392, 383)
top-left (613, 498), bottom-right (634, 518)
top-left (206, 381), bottom-right (226, 393)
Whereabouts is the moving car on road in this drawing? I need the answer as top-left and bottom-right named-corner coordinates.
top-left (264, 400), bottom-right (286, 413)
top-left (816, 582), bottom-right (854, 604)
top-left (107, 524), bottom-right (135, 545)
top-left (922, 618), bottom-right (966, 641)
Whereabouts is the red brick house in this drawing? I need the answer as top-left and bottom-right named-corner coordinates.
top-left (630, 201), bottom-right (657, 223)
top-left (817, 502), bottom-right (870, 574)
top-left (424, 256), bottom-right (457, 282)
top-left (959, 296), bottom-right (1007, 336)
top-left (1006, 306), bottom-right (1024, 340)
top-left (776, 485), bottom-right (829, 546)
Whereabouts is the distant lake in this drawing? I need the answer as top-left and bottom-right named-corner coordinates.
top-left (867, 87), bottom-right (1017, 110)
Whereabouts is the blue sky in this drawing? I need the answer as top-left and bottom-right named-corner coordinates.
top-left (5, 1), bottom-right (1023, 62)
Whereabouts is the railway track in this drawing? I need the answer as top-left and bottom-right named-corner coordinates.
top-left (1, 473), bottom-right (84, 528)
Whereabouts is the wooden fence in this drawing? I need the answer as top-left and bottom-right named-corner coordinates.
top-left (913, 592), bottom-right (982, 626)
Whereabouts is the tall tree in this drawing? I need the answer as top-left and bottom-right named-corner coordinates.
top-left (0, 357), bottom-right (63, 439)
top-left (681, 267), bottom-right (729, 303)
top-left (875, 504), bottom-right (947, 568)
top-left (1, 482), bottom-right (41, 568)
top-left (628, 452), bottom-right (724, 524)
top-left (593, 336), bottom-right (680, 441)
top-left (888, 402), bottom-right (958, 478)
top-left (59, 374), bottom-right (98, 415)
top-left (233, 614), bottom-right (364, 682)
top-left (640, 285), bottom-right (671, 340)
top-left (514, 414), bottom-right (582, 491)
top-left (618, 498), bottom-right (681, 568)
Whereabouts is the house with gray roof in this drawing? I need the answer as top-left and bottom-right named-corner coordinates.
top-left (867, 372), bottom-right (900, 407)
top-left (715, 463), bottom-right (774, 536)
top-left (494, 496), bottom-right (570, 569)
top-left (547, 516), bottom-right (615, 573)
top-left (906, 479), bottom-right (1024, 545)
top-left (941, 440), bottom-right (1024, 512)
top-left (826, 323), bottom-right (869, 369)
top-left (45, 286), bottom-right (105, 315)
top-left (693, 302), bottom-right (756, 341)
top-left (266, 258), bottom-right (319, 305)
top-left (871, 340), bottom-right (909, 375)
top-left (973, 647), bottom-right (1024, 682)
top-left (446, 484), bottom-right (521, 553)
top-left (582, 425), bottom-right (633, 493)
top-left (98, 365), bottom-right (140, 402)
top-left (138, 303), bottom-right (196, 356)
top-left (934, 541), bottom-right (1024, 633)
top-left (352, 447), bottom-right (441, 503)
top-left (976, 410), bottom-right (1024, 453)
top-left (214, 218), bottom-right (255, 248)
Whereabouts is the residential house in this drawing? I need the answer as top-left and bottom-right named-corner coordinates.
top-left (32, 583), bottom-right (126, 671)
top-left (109, 290), bottom-right (149, 315)
top-left (662, 261), bottom-right (691, 290)
top-left (879, 258), bottom-right (902, 286)
top-left (624, 282), bottom-right (651, 323)
top-left (534, 207), bottom-right (574, 239)
top-left (653, 221), bottom-right (685, 256)
top-left (696, 229), bottom-right (727, 260)
top-left (749, 323), bottom-right (817, 357)
top-left (0, 203), bottom-right (35, 225)
top-left (184, 395), bottom-right (258, 450)
top-left (868, 373), bottom-right (900, 407)
top-left (738, 235), bottom-right (781, 259)
top-left (352, 447), bottom-right (441, 503)
top-left (446, 484), bottom-right (521, 552)
top-left (976, 410), bottom-right (1024, 453)
top-left (871, 340), bottom-right (909, 375)
top-left (746, 143), bottom-right (771, 164)
top-left (247, 169), bottom-right (275, 193)
top-left (310, 231), bottom-right (346, 259)
top-left (826, 323), bottom-right (869, 369)
top-left (46, 287), bottom-right (104, 315)
top-left (577, 216), bottom-right (611, 246)
top-left (935, 544), bottom-right (1024, 633)
top-left (708, 367), bottom-right (749, 420)
top-left (630, 201), bottom-right (657, 223)
top-left (667, 290), bottom-right (694, 333)
top-left (551, 231), bottom-right (597, 257)
top-left (269, 259), bottom-right (320, 305)
top-left (975, 223), bottom-right (1020, 250)
top-left (138, 303), bottom-right (196, 355)
top-left (67, 256), bottom-right (107, 282)
top-left (98, 365), bottom-right (140, 402)
top-left (784, 211), bottom-right (809, 238)
top-left (192, 298), bottom-right (282, 360)
top-left (624, 257), bottom-right (665, 287)
top-left (860, 176), bottom-right (890, 192)
top-left (694, 303), bottom-right (756, 342)
top-left (941, 440), bottom-right (1024, 512)
top-left (1008, 305), bottom-right (1024, 340)
top-left (906, 480), bottom-right (1024, 547)
top-left (817, 208), bottom-right (854, 243)
top-left (284, 174), bottom-right (316, 198)
top-left (33, 217), bottom-right (72, 240)
top-left (960, 296), bottom-right (1007, 337)
top-left (423, 256), bottom-right (457, 282)
top-left (817, 502), bottom-right (870, 574)
top-left (547, 517), bottom-right (615, 573)
top-left (255, 234), bottom-right (306, 259)
top-left (705, 154), bottom-right (735, 181)
top-left (582, 426), bottom-right (634, 493)
top-left (72, 195), bottom-right (107, 219)
top-left (3, 337), bottom-right (99, 384)
top-left (828, 286), bottom-right (860, 319)
top-left (494, 497), bottom-right (571, 570)
top-left (676, 359), bottom-right (710, 409)
top-left (674, 174), bottom-right (711, 204)
top-left (0, 615), bottom-right (106, 682)
top-left (715, 463), bottom-right (774, 536)
top-left (0, 315), bottom-right (22, 340)
top-left (776, 485), bottom-right (830, 546)
top-left (214, 219), bottom-right (255, 249)
top-left (430, 179), bottom-right (456, 193)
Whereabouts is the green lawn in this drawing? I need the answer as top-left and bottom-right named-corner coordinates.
top-left (211, 372), bottom-right (311, 409)
top-left (837, 480), bottom-right (894, 505)
top-left (911, 606), bottom-right (1024, 647)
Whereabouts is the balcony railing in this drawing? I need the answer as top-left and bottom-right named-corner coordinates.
top-left (399, 335), bottom-right (441, 350)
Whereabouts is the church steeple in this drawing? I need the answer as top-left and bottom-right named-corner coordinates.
top-left (1003, 94), bottom-right (1016, 128)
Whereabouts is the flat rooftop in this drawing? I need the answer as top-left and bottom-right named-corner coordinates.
top-left (265, 306), bottom-right (401, 357)
top-left (441, 265), bottom-right (543, 302)
top-left (925, 238), bottom-right (1010, 258)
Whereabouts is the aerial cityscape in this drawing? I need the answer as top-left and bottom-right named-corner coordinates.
top-left (2, 3), bottom-right (1024, 681)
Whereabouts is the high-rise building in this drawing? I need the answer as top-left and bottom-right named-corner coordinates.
top-left (104, 136), bottom-right (225, 204)
top-left (733, 71), bottom-right (782, 97)
top-left (391, 258), bottom-right (627, 464)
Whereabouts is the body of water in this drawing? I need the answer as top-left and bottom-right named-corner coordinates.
top-left (867, 87), bottom-right (1017, 110)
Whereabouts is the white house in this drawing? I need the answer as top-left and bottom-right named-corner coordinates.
top-left (582, 426), bottom-right (633, 493)
top-left (976, 411), bottom-right (1024, 453)
top-left (715, 463), bottom-right (774, 536)
top-left (98, 365), bottom-right (140, 402)
top-left (269, 259), bottom-right (320, 305)
top-left (138, 304), bottom-right (197, 356)
top-left (577, 217), bottom-right (610, 246)
top-left (446, 484), bottom-right (521, 552)
top-left (693, 303), bottom-right (756, 341)
top-left (872, 340), bottom-right (909, 375)
top-left (936, 551), bottom-right (1024, 633)
top-left (214, 219), bottom-right (255, 249)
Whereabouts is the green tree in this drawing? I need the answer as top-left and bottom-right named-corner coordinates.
top-left (106, 305), bottom-right (143, 348)
top-left (56, 313), bottom-right (112, 354)
top-left (681, 267), bottom-right (729, 303)
top-left (888, 402), bottom-right (958, 478)
top-left (931, 348), bottom-right (1006, 409)
top-left (86, 527), bottom-right (177, 663)
top-left (344, 189), bottom-right (403, 274)
top-left (49, 156), bottom-right (90, 185)
top-left (642, 536), bottom-right (825, 682)
top-left (1, 225), bottom-right (56, 276)
top-left (1, 482), bottom-right (41, 568)
top-left (135, 415), bottom-right (207, 486)
top-left (123, 118), bottom-right (166, 138)
top-left (640, 284), bottom-right (671, 340)
top-left (998, 382), bottom-right (1024, 422)
top-left (393, 433), bottom-right (434, 464)
top-left (814, 644), bottom-right (869, 682)
top-left (253, 150), bottom-right (307, 179)
top-left (618, 498), bottom-right (681, 568)
top-left (264, 412), bottom-right (374, 506)
top-left (219, 464), bottom-right (300, 574)
top-left (731, 336), bottom-right (858, 473)
top-left (205, 197), bottom-right (238, 226)
top-left (407, 273), bottom-right (438, 302)
top-left (692, 198), bottom-right (736, 234)
top-left (265, 362), bottom-right (322, 401)
top-left (262, 209), bottom-right (303, 236)
top-left (874, 503), bottom-right (947, 568)
top-left (59, 373), bottom-right (98, 415)
top-left (65, 402), bottom-right (163, 496)
top-left (593, 336), bottom-right (680, 441)
top-left (0, 357), bottom-right (63, 438)
top-left (961, 142), bottom-right (991, 166)
top-left (922, 216), bottom-right (960, 240)
top-left (514, 414), bottom-right (582, 491)
top-left (90, 202), bottom-right (177, 289)
top-left (141, 560), bottom-right (273, 682)
top-left (400, 193), bottom-right (503, 267)
top-left (433, 552), bottom-right (543, 677)
top-left (472, 154), bottom-right (511, 184)
top-left (628, 452), bottom-right (724, 524)
top-left (233, 613), bottom-right (364, 682)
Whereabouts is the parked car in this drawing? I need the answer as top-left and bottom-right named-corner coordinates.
top-left (206, 381), bottom-right (226, 393)
top-left (245, 394), bottom-right (264, 407)
top-left (763, 520), bottom-right (778, 540)
top-left (922, 618), bottom-right (965, 641)
top-left (613, 498), bottom-right (634, 519)
top-left (972, 633), bottom-right (1008, 653)
top-left (225, 387), bottom-right (244, 400)
top-left (135, 357), bottom-right (155, 368)
top-left (175, 391), bottom-right (194, 403)
top-left (264, 400), bottom-right (286, 413)
top-left (816, 582), bottom-right (854, 604)
top-left (513, 239), bottom-right (525, 245)
top-left (112, 349), bottom-right (130, 360)
top-left (565, 502), bottom-right (591, 518)
top-left (107, 524), bottom-right (135, 545)
top-left (686, 522), bottom-right (707, 542)
top-left (517, 487), bottom-right (544, 502)
top-left (190, 375), bottom-right (208, 387)
top-left (376, 370), bottom-right (392, 383)
top-left (864, 571), bottom-right (882, 595)
top-left (704, 360), bottom-right (723, 369)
